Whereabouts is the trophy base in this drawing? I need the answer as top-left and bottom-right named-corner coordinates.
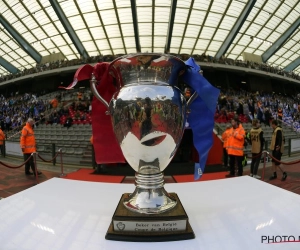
top-left (105, 193), bottom-right (195, 242)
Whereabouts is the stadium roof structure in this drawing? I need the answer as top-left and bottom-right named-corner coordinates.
top-left (0, 0), bottom-right (299, 76)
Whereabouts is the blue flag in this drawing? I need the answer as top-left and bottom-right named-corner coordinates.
top-left (182, 57), bottom-right (220, 180)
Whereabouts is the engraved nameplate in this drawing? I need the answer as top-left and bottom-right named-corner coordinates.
top-left (113, 220), bottom-right (187, 232)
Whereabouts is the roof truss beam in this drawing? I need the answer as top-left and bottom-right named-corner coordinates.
top-left (130, 0), bottom-right (141, 53)
top-left (0, 14), bottom-right (42, 63)
top-left (215, 0), bottom-right (256, 59)
top-left (164, 0), bottom-right (177, 53)
top-left (284, 57), bottom-right (300, 72)
top-left (0, 57), bottom-right (19, 74)
top-left (262, 18), bottom-right (300, 62)
top-left (49, 0), bottom-right (89, 59)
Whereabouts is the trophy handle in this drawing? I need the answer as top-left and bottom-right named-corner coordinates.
top-left (90, 73), bottom-right (110, 111)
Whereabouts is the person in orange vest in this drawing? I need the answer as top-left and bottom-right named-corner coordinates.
top-left (20, 118), bottom-right (42, 176)
top-left (50, 98), bottom-right (58, 109)
top-left (226, 116), bottom-right (245, 177)
top-left (0, 127), bottom-right (5, 157)
top-left (221, 124), bottom-right (231, 168)
top-left (77, 91), bottom-right (83, 101)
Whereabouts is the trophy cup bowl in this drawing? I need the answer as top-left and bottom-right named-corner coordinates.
top-left (91, 54), bottom-right (195, 241)
top-left (110, 83), bottom-right (186, 214)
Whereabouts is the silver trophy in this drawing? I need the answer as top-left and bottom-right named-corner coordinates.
top-left (91, 54), bottom-right (192, 215)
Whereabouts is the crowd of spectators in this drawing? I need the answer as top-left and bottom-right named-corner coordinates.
top-left (191, 53), bottom-right (300, 81)
top-left (0, 89), bottom-right (92, 138)
top-left (214, 89), bottom-right (300, 133)
top-left (0, 54), bottom-right (116, 83)
top-left (1, 53), bottom-right (299, 84)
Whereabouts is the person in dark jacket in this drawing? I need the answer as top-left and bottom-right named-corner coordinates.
top-left (269, 120), bottom-right (287, 181)
top-left (249, 119), bottom-right (264, 179)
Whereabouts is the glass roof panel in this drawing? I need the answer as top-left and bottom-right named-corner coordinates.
top-left (214, 29), bottom-right (230, 41)
top-left (172, 24), bottom-right (185, 37)
top-left (118, 8), bottom-right (133, 23)
top-left (76, 30), bottom-right (92, 42)
top-left (182, 37), bottom-right (198, 49)
top-left (83, 13), bottom-right (102, 27)
top-left (136, 0), bottom-right (152, 6)
top-left (59, 46), bottom-right (75, 57)
top-left (114, 48), bottom-right (127, 54)
top-left (138, 23), bottom-right (151, 36)
top-left (140, 37), bottom-right (152, 48)
top-left (174, 8), bottom-right (189, 24)
top-left (60, 2), bottom-right (79, 16)
top-left (100, 49), bottom-right (113, 55)
top-left (77, 0), bottom-right (96, 13)
top-left (89, 27), bottom-right (106, 40)
top-left (41, 23), bottom-right (58, 37)
top-left (274, 57), bottom-right (285, 65)
top-left (22, 16), bottom-right (37, 29)
top-left (123, 37), bottom-right (135, 49)
top-left (156, 0), bottom-right (171, 7)
top-left (185, 25), bottom-right (201, 38)
top-left (0, 0), bottom-right (298, 76)
top-left (244, 48), bottom-right (255, 54)
top-left (189, 10), bottom-right (205, 25)
top-left (105, 25), bottom-right (121, 38)
top-left (13, 21), bottom-right (27, 34)
top-left (171, 37), bottom-right (183, 48)
top-left (52, 35), bottom-right (65, 46)
top-left (82, 41), bottom-right (97, 52)
top-left (154, 23), bottom-right (168, 36)
top-left (219, 16), bottom-right (237, 30)
top-left (68, 16), bottom-right (86, 30)
top-left (95, 40), bottom-right (111, 51)
top-left (154, 37), bottom-right (166, 47)
top-left (121, 24), bottom-right (134, 36)
top-left (226, 1), bottom-right (245, 17)
top-left (2, 9), bottom-right (18, 24)
top-left (193, 0), bottom-right (209, 11)
top-left (96, 0), bottom-right (114, 10)
top-left (115, 0), bottom-right (131, 8)
top-left (266, 16), bottom-right (281, 29)
top-left (53, 20), bottom-right (66, 34)
top-left (154, 7), bottom-right (170, 22)
top-left (276, 4), bottom-right (292, 17)
top-left (181, 48), bottom-right (193, 54)
top-left (258, 28), bottom-right (272, 38)
top-left (267, 32), bottom-right (281, 42)
top-left (207, 41), bottom-right (223, 51)
top-left (137, 7), bottom-right (152, 22)
top-left (265, 1), bottom-right (280, 12)
top-left (211, 0), bottom-right (228, 14)
top-left (195, 39), bottom-right (210, 52)
top-left (177, 0), bottom-right (191, 8)
top-left (0, 67), bottom-right (8, 75)
top-left (100, 10), bottom-right (118, 26)
top-left (206, 13), bottom-right (222, 25)
top-left (201, 27), bottom-right (215, 40)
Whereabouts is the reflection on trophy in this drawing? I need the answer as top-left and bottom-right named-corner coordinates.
top-left (91, 54), bottom-right (195, 241)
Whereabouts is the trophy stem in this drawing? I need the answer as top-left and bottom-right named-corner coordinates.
top-left (123, 172), bottom-right (177, 214)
